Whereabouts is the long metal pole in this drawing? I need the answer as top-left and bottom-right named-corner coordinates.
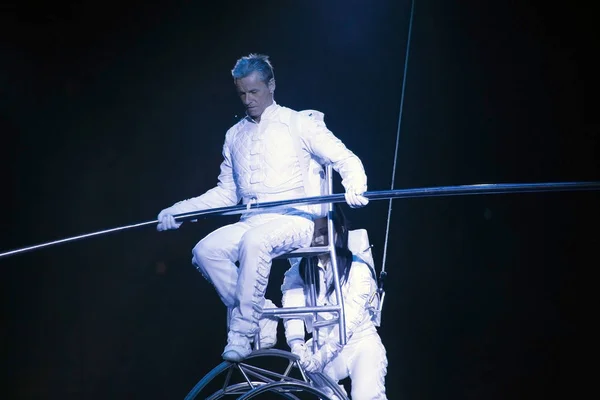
top-left (1, 181), bottom-right (599, 260)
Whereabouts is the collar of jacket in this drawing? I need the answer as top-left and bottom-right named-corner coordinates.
top-left (244, 101), bottom-right (280, 123)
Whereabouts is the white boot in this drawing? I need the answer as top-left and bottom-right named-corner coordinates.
top-left (222, 330), bottom-right (252, 362)
top-left (227, 301), bottom-right (279, 350)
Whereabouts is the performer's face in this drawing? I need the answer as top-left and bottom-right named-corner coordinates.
top-left (235, 71), bottom-right (274, 121)
top-left (312, 218), bottom-right (329, 246)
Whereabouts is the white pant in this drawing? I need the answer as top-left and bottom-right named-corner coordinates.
top-left (324, 332), bottom-right (388, 399)
top-left (192, 211), bottom-right (314, 337)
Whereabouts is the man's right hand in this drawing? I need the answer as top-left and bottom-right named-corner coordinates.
top-left (157, 208), bottom-right (182, 231)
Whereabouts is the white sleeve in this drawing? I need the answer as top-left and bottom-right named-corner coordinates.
top-left (298, 116), bottom-right (368, 193)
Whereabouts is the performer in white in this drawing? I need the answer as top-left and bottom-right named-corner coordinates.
top-left (156, 54), bottom-right (369, 362)
top-left (282, 205), bottom-right (388, 399)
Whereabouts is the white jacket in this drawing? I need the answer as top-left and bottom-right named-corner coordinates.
top-left (166, 103), bottom-right (368, 217)
top-left (281, 229), bottom-right (380, 347)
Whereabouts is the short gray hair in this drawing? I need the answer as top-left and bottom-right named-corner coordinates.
top-left (231, 53), bottom-right (275, 84)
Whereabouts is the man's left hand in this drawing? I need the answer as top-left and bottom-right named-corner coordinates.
top-left (344, 190), bottom-right (369, 208)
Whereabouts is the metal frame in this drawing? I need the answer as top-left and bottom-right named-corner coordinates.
top-left (183, 349), bottom-right (346, 399)
top-left (263, 164), bottom-right (347, 346)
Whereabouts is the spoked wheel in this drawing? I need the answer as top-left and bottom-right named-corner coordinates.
top-left (184, 349), bottom-right (348, 399)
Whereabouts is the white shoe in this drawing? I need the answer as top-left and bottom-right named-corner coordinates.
top-left (222, 345), bottom-right (251, 362)
top-left (222, 331), bottom-right (252, 362)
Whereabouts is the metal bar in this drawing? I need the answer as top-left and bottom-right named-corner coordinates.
top-left (0, 220), bottom-right (157, 260)
top-left (274, 246), bottom-right (330, 259)
top-left (326, 180), bottom-right (347, 345)
top-left (1, 181), bottom-right (599, 260)
top-left (172, 181), bottom-right (600, 223)
top-left (261, 305), bottom-right (341, 317)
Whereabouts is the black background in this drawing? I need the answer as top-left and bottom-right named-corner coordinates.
top-left (1, 0), bottom-right (597, 398)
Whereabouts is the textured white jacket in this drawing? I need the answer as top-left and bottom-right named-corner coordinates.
top-left (165, 102), bottom-right (368, 217)
top-left (281, 229), bottom-right (380, 348)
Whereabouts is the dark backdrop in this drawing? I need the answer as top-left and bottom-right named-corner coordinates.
top-left (1, 0), bottom-right (597, 398)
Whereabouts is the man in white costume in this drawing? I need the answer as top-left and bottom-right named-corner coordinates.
top-left (281, 206), bottom-right (388, 399)
top-left (156, 54), bottom-right (369, 362)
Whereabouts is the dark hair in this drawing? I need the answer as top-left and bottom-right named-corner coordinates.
top-left (299, 204), bottom-right (353, 297)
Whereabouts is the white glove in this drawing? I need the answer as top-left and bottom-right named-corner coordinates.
top-left (156, 207), bottom-right (182, 231)
top-left (303, 353), bottom-right (325, 373)
top-left (344, 189), bottom-right (369, 208)
top-left (306, 337), bottom-right (344, 372)
top-left (290, 342), bottom-right (323, 372)
top-left (290, 342), bottom-right (310, 362)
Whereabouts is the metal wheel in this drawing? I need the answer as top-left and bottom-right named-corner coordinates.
top-left (235, 380), bottom-right (345, 399)
top-left (183, 349), bottom-right (348, 399)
